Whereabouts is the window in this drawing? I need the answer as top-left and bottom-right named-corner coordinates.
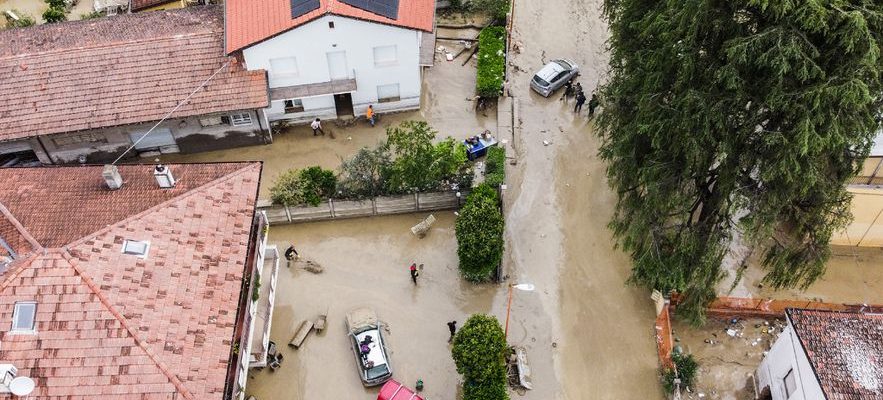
top-left (377, 84), bottom-right (400, 103)
top-left (11, 302), bottom-right (36, 333)
top-left (328, 21), bottom-right (335, 29)
top-left (122, 239), bottom-right (150, 258)
top-left (783, 369), bottom-right (797, 398)
top-left (230, 113), bottom-right (253, 127)
top-left (269, 57), bottom-right (298, 78)
top-left (373, 45), bottom-right (397, 67)
top-left (284, 99), bottom-right (305, 113)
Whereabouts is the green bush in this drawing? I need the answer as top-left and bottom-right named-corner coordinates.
top-left (4, 10), bottom-right (36, 28)
top-left (484, 146), bottom-right (506, 187)
top-left (386, 121), bottom-right (469, 192)
top-left (451, 314), bottom-right (509, 400)
top-left (662, 351), bottom-right (699, 393)
top-left (79, 10), bottom-right (103, 20)
top-left (338, 145), bottom-right (393, 199)
top-left (269, 166), bottom-right (337, 206)
top-left (455, 183), bottom-right (504, 281)
top-left (42, 6), bottom-right (66, 23)
top-left (476, 27), bottom-right (506, 98)
top-left (471, 0), bottom-right (510, 20)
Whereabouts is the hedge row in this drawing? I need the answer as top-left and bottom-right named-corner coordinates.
top-left (476, 26), bottom-right (507, 98)
top-left (484, 146), bottom-right (506, 187)
top-left (455, 184), bottom-right (504, 281)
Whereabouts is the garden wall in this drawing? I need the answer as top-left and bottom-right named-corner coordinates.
top-left (258, 191), bottom-right (468, 225)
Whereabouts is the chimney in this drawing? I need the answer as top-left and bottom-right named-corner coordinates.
top-left (102, 165), bottom-right (123, 190)
top-left (154, 164), bottom-right (176, 188)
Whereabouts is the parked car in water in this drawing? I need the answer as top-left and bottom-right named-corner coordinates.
top-left (530, 59), bottom-right (580, 97)
top-left (346, 307), bottom-right (393, 386)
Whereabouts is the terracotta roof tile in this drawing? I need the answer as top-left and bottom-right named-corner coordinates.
top-left (225, 0), bottom-right (435, 53)
top-left (788, 308), bottom-right (883, 399)
top-left (0, 6), bottom-right (268, 142)
top-left (0, 162), bottom-right (261, 399)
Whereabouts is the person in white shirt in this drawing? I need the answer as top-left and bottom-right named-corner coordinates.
top-left (311, 118), bottom-right (325, 136)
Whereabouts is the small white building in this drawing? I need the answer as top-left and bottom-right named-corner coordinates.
top-left (755, 308), bottom-right (883, 400)
top-left (225, 0), bottom-right (436, 123)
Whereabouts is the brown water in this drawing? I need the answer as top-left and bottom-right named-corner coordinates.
top-left (504, 0), bottom-right (664, 398)
top-left (1, 0), bottom-right (96, 23)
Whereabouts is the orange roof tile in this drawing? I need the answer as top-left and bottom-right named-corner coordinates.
top-left (0, 6), bottom-right (269, 143)
top-left (0, 162), bottom-right (262, 399)
top-left (225, 0), bottom-right (435, 53)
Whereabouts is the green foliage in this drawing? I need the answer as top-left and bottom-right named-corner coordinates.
top-left (471, 0), bottom-right (509, 20)
top-left (269, 166), bottom-right (337, 207)
top-left (45, 0), bottom-right (66, 8)
top-left (251, 273), bottom-right (261, 302)
top-left (79, 10), bottom-right (103, 20)
top-left (456, 184), bottom-right (504, 281)
top-left (598, 0), bottom-right (883, 324)
top-left (484, 146), bottom-right (506, 187)
top-left (299, 166), bottom-right (337, 206)
top-left (42, 6), bottom-right (66, 23)
top-left (3, 10), bottom-right (36, 28)
top-left (451, 314), bottom-right (509, 400)
top-left (338, 145), bottom-right (393, 199)
top-left (662, 352), bottom-right (699, 393)
top-left (476, 27), bottom-right (506, 98)
top-left (386, 121), bottom-right (469, 192)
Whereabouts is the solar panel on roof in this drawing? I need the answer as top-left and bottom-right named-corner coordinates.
top-left (339, 0), bottom-right (399, 20)
top-left (291, 0), bottom-right (321, 19)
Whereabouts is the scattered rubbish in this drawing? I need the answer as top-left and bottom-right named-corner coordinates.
top-left (506, 347), bottom-right (533, 390)
top-left (289, 320), bottom-right (315, 348)
top-left (437, 45), bottom-right (446, 52)
top-left (726, 328), bottom-right (737, 337)
top-left (347, 136), bottom-right (353, 141)
top-left (543, 140), bottom-right (552, 146)
top-left (411, 214), bottom-right (437, 238)
top-left (446, 52), bottom-right (454, 61)
top-left (297, 259), bottom-right (324, 274)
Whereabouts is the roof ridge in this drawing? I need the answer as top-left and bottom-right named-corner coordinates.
top-left (0, 30), bottom-right (222, 61)
top-left (58, 250), bottom-right (193, 399)
top-left (0, 201), bottom-right (43, 253)
top-left (64, 162), bottom-right (261, 250)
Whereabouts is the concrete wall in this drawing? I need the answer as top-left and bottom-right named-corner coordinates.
top-left (242, 15), bottom-right (422, 122)
top-left (37, 109), bottom-right (267, 164)
top-left (756, 324), bottom-right (825, 400)
top-left (831, 187), bottom-right (883, 247)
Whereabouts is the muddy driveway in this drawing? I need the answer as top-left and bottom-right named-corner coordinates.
top-left (504, 0), bottom-right (663, 398)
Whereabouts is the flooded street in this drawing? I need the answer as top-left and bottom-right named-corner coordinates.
top-left (1, 0), bottom-right (95, 22)
top-left (504, 0), bottom-right (663, 398)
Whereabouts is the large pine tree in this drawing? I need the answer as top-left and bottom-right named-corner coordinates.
top-left (598, 0), bottom-right (883, 323)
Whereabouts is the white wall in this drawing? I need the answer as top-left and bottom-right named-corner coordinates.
top-left (242, 15), bottom-right (423, 121)
top-left (756, 324), bottom-right (826, 400)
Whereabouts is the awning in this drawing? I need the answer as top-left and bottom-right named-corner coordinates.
top-left (269, 78), bottom-right (358, 101)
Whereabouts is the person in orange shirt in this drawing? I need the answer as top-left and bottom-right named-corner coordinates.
top-left (366, 105), bottom-right (375, 127)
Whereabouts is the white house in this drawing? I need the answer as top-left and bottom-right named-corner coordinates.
top-left (755, 308), bottom-right (883, 400)
top-left (225, 0), bottom-right (436, 123)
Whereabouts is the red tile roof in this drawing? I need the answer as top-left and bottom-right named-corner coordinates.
top-left (0, 162), bottom-right (262, 399)
top-left (225, 0), bottom-right (435, 53)
top-left (787, 309), bottom-right (883, 399)
top-left (0, 6), bottom-right (268, 143)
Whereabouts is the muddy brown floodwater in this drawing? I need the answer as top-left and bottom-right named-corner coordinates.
top-left (0, 0), bottom-right (96, 23)
top-left (504, 0), bottom-right (663, 399)
top-left (247, 214), bottom-right (499, 400)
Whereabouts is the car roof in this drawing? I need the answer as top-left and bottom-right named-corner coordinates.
top-left (378, 380), bottom-right (424, 400)
top-left (536, 61), bottom-right (565, 81)
top-left (347, 307), bottom-right (378, 332)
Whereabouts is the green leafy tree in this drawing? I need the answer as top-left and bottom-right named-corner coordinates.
top-left (451, 314), bottom-right (509, 400)
top-left (45, 0), bottom-right (66, 8)
top-left (598, 0), bottom-right (883, 323)
top-left (386, 121), bottom-right (438, 192)
top-left (662, 352), bottom-right (699, 393)
top-left (432, 137), bottom-right (469, 185)
top-left (456, 184), bottom-right (504, 281)
top-left (471, 0), bottom-right (509, 20)
top-left (338, 145), bottom-right (393, 199)
top-left (42, 6), bottom-right (66, 23)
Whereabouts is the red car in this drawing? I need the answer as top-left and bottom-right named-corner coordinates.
top-left (377, 380), bottom-right (424, 400)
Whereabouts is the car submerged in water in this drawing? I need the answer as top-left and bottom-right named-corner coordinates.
top-left (346, 307), bottom-right (393, 386)
top-left (530, 59), bottom-right (580, 97)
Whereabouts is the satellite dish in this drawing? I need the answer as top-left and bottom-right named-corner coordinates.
top-left (9, 376), bottom-right (34, 396)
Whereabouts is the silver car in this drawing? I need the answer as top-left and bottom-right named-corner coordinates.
top-left (530, 59), bottom-right (580, 97)
top-left (346, 307), bottom-right (393, 386)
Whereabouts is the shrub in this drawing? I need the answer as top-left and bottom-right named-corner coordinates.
top-left (455, 183), bottom-right (504, 281)
top-left (662, 351), bottom-right (699, 393)
top-left (269, 166), bottom-right (337, 206)
top-left (79, 10), bottom-right (103, 20)
top-left (432, 137), bottom-right (469, 188)
top-left (386, 121), bottom-right (469, 193)
top-left (471, 0), bottom-right (509, 20)
top-left (4, 10), bottom-right (36, 28)
top-left (476, 27), bottom-right (506, 98)
top-left (338, 145), bottom-right (393, 199)
top-left (42, 6), bottom-right (66, 23)
top-left (452, 314), bottom-right (509, 400)
top-left (45, 0), bottom-right (66, 9)
top-left (484, 146), bottom-right (506, 187)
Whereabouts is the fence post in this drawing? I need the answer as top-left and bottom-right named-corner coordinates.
top-left (284, 205), bottom-right (292, 223)
top-left (329, 199), bottom-right (336, 218)
top-left (372, 198), bottom-right (377, 215)
top-left (414, 193), bottom-right (420, 211)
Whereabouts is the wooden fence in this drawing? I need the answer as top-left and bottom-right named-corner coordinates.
top-left (259, 191), bottom-right (467, 225)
